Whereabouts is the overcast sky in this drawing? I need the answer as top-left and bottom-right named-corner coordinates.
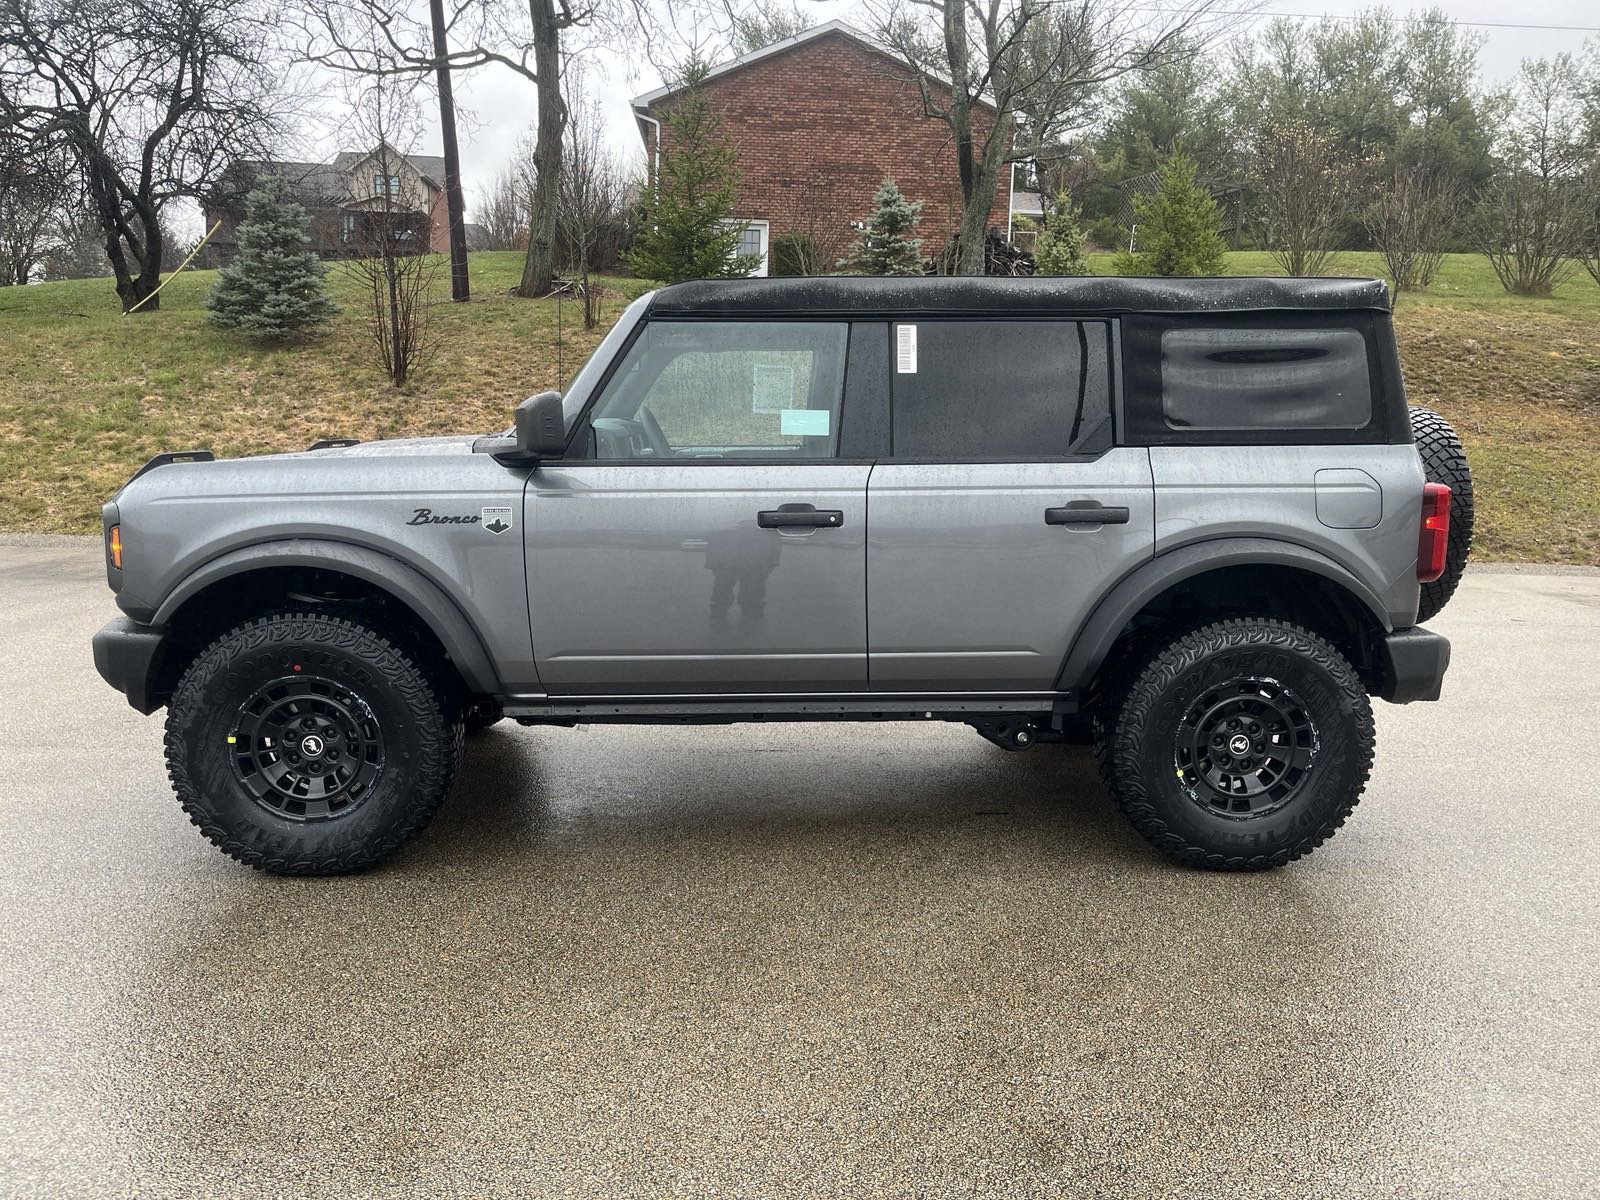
top-left (290, 0), bottom-right (1600, 228)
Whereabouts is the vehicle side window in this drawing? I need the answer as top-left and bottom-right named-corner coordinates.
top-left (1121, 314), bottom-right (1390, 445)
top-left (889, 320), bottom-right (1113, 458)
top-left (585, 320), bottom-right (848, 460)
top-left (1160, 327), bottom-right (1372, 430)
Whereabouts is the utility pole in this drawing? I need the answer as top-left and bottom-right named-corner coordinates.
top-left (428, 0), bottom-right (471, 301)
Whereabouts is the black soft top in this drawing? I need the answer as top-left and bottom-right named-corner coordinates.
top-left (647, 275), bottom-right (1391, 318)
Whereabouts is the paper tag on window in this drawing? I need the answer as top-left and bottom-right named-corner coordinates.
top-left (780, 409), bottom-right (830, 437)
top-left (896, 324), bottom-right (917, 373)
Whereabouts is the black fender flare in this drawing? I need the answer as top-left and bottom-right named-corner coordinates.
top-left (151, 539), bottom-right (502, 695)
top-left (1054, 537), bottom-right (1394, 692)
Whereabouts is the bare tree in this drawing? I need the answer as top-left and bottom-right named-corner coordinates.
top-left (1249, 118), bottom-right (1360, 276)
top-left (477, 163), bottom-right (527, 250)
top-left (0, 0), bottom-right (290, 311)
top-left (1364, 163), bottom-right (1463, 293)
top-left (1471, 54), bottom-right (1589, 296)
top-left (555, 86), bottom-right (630, 328)
top-left (296, 0), bottom-right (640, 300)
top-left (773, 178), bottom-right (853, 275)
top-left (725, 0), bottom-right (806, 54)
top-left (0, 136), bottom-right (71, 284)
top-left (866, 0), bottom-right (1243, 275)
top-left (340, 78), bottom-right (442, 386)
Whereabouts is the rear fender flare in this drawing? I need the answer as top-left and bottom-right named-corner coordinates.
top-left (1055, 537), bottom-right (1394, 693)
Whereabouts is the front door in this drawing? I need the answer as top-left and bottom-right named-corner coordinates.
top-left (866, 319), bottom-right (1155, 692)
top-left (526, 319), bottom-right (869, 695)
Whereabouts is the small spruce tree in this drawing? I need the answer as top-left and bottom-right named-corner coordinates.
top-left (1114, 154), bottom-right (1227, 277)
top-left (627, 60), bottom-right (762, 283)
top-left (206, 174), bottom-right (338, 337)
top-left (1033, 191), bottom-right (1089, 275)
top-left (845, 178), bottom-right (924, 274)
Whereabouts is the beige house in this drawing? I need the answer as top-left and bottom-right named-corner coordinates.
top-left (203, 143), bottom-right (451, 264)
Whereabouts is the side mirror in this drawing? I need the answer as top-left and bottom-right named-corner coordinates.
top-left (515, 390), bottom-right (568, 459)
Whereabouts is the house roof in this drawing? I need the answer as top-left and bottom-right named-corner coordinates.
top-left (631, 20), bottom-right (992, 116)
top-left (646, 275), bottom-right (1392, 317)
top-left (231, 160), bottom-right (350, 206)
top-left (227, 148), bottom-right (447, 208)
top-left (334, 148), bottom-right (448, 189)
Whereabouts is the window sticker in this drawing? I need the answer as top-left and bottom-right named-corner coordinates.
top-left (780, 408), bottom-right (830, 437)
top-left (751, 363), bottom-right (796, 413)
top-left (896, 323), bottom-right (918, 373)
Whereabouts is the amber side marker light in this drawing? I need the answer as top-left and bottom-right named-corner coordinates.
top-left (108, 525), bottom-right (123, 570)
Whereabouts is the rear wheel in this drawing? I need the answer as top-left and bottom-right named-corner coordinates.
top-left (1095, 618), bottom-right (1374, 871)
top-left (164, 612), bottom-right (463, 875)
top-left (1410, 405), bottom-right (1474, 621)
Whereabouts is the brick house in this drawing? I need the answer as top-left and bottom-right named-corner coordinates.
top-left (202, 144), bottom-right (451, 265)
top-left (632, 21), bottom-right (1014, 275)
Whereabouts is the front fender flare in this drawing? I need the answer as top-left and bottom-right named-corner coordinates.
top-left (1055, 537), bottom-right (1394, 693)
top-left (151, 539), bottom-right (502, 696)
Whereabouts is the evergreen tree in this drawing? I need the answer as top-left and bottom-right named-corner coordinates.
top-left (206, 174), bottom-right (338, 337)
top-left (627, 61), bottom-right (762, 284)
top-left (1033, 191), bottom-right (1089, 275)
top-left (845, 178), bottom-right (924, 274)
top-left (1114, 154), bottom-right (1227, 276)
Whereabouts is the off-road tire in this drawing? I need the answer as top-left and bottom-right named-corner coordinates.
top-left (1095, 618), bottom-right (1375, 871)
top-left (1409, 405), bottom-right (1474, 622)
top-left (164, 612), bottom-right (463, 875)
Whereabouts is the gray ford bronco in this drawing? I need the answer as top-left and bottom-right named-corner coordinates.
top-left (92, 276), bottom-right (1472, 875)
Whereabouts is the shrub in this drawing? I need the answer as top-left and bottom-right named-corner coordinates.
top-left (843, 178), bottom-right (923, 275)
top-left (1034, 192), bottom-right (1089, 275)
top-left (1113, 154), bottom-right (1227, 277)
top-left (206, 175), bottom-right (337, 338)
top-left (770, 232), bottom-right (816, 276)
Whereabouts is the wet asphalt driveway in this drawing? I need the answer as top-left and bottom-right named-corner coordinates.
top-left (1, 537), bottom-right (1597, 1198)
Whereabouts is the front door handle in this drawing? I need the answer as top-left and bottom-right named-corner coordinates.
top-left (1046, 502), bottom-right (1130, 526)
top-left (758, 503), bottom-right (844, 529)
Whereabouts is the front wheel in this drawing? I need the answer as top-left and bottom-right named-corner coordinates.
top-left (1095, 618), bottom-right (1375, 871)
top-left (164, 612), bottom-right (463, 875)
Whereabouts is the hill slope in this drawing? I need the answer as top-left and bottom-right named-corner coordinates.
top-left (1, 250), bottom-right (1596, 563)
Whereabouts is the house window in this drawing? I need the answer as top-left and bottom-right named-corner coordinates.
top-left (730, 220), bottom-right (769, 277)
top-left (341, 213), bottom-right (357, 243)
top-left (374, 174), bottom-right (401, 198)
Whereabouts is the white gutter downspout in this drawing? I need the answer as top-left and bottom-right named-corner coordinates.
top-left (1007, 161), bottom-right (1017, 243)
top-left (636, 112), bottom-right (662, 184)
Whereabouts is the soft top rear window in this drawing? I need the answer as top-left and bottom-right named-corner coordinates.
top-left (1161, 327), bottom-right (1371, 431)
top-left (1121, 312), bottom-right (1393, 445)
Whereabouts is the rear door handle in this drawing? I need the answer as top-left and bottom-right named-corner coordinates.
top-left (758, 503), bottom-right (844, 529)
top-left (1045, 502), bottom-right (1130, 526)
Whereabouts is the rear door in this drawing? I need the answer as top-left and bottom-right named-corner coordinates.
top-left (866, 319), bottom-right (1155, 692)
top-left (526, 319), bottom-right (872, 695)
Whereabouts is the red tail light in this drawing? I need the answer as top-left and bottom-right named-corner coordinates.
top-left (1418, 483), bottom-right (1451, 583)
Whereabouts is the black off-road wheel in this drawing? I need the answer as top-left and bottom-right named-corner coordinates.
top-left (1094, 618), bottom-right (1375, 871)
top-left (164, 612), bottom-right (463, 875)
top-left (1409, 405), bottom-right (1474, 622)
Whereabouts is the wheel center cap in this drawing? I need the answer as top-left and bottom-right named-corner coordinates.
top-left (300, 734), bottom-right (327, 758)
top-left (1228, 733), bottom-right (1252, 757)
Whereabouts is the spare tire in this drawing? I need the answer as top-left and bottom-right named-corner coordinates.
top-left (1409, 405), bottom-right (1474, 622)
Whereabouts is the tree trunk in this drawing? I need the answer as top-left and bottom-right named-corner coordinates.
top-left (429, 0), bottom-right (471, 302)
top-left (941, 0), bottom-right (989, 277)
top-left (386, 255), bottom-right (405, 386)
top-left (516, 0), bottom-right (566, 299)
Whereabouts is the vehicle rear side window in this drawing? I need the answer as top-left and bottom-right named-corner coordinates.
top-left (1161, 327), bottom-right (1371, 430)
top-left (889, 320), bottom-right (1113, 458)
top-left (585, 320), bottom-right (848, 459)
top-left (1122, 314), bottom-right (1391, 444)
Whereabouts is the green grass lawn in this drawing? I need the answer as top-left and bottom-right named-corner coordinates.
top-left (1, 249), bottom-right (1597, 563)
